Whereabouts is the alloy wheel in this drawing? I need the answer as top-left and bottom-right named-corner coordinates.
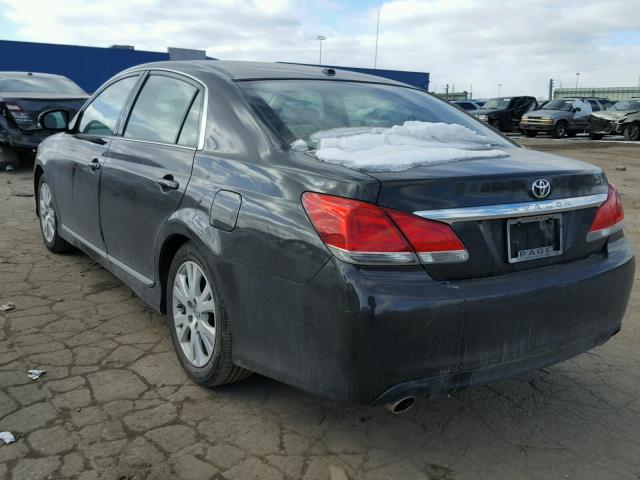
top-left (39, 182), bottom-right (56, 243)
top-left (172, 261), bottom-right (217, 367)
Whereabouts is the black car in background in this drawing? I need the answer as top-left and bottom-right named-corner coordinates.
top-left (590, 99), bottom-right (640, 141)
top-left (33, 61), bottom-right (634, 412)
top-left (471, 96), bottom-right (538, 132)
top-left (451, 100), bottom-right (482, 111)
top-left (0, 72), bottom-right (88, 163)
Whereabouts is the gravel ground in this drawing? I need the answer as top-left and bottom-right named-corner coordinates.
top-left (1, 138), bottom-right (640, 480)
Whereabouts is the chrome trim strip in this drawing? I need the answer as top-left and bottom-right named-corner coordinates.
top-left (414, 193), bottom-right (608, 224)
top-left (327, 246), bottom-right (419, 265)
top-left (60, 225), bottom-right (154, 286)
top-left (114, 136), bottom-right (196, 151)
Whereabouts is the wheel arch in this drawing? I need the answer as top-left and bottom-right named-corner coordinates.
top-left (33, 163), bottom-right (45, 216)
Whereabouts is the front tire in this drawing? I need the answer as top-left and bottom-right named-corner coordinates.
top-left (624, 122), bottom-right (640, 142)
top-left (37, 175), bottom-right (73, 253)
top-left (552, 122), bottom-right (567, 139)
top-left (167, 242), bottom-right (251, 387)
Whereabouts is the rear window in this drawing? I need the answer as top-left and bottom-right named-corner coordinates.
top-left (239, 80), bottom-right (511, 147)
top-left (0, 76), bottom-right (86, 95)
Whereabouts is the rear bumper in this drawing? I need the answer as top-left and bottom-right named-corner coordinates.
top-left (230, 237), bottom-right (635, 404)
top-left (0, 123), bottom-right (48, 151)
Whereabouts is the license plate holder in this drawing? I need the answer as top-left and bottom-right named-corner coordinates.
top-left (507, 214), bottom-right (563, 264)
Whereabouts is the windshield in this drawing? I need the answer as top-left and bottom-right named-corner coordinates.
top-left (0, 76), bottom-right (86, 95)
top-left (608, 100), bottom-right (640, 111)
top-left (542, 100), bottom-right (573, 111)
top-left (481, 98), bottom-right (511, 110)
top-left (239, 80), bottom-right (511, 147)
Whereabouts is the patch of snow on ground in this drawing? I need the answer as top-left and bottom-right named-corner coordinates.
top-left (309, 121), bottom-right (510, 172)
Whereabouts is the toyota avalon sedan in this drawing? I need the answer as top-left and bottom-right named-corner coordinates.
top-left (33, 61), bottom-right (634, 413)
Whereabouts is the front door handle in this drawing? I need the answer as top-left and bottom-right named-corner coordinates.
top-left (89, 157), bottom-right (101, 171)
top-left (156, 175), bottom-right (179, 191)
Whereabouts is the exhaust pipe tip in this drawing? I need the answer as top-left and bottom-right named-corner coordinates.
top-left (384, 396), bottom-right (416, 414)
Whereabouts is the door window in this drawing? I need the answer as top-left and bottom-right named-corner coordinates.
top-left (177, 91), bottom-right (202, 147)
top-left (588, 100), bottom-right (600, 111)
top-left (124, 75), bottom-right (198, 144)
top-left (78, 76), bottom-right (139, 136)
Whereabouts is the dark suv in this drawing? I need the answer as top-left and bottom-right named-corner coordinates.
top-left (33, 61), bottom-right (634, 411)
top-left (471, 96), bottom-right (537, 132)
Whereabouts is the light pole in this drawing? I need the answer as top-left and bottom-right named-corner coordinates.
top-left (575, 72), bottom-right (580, 89)
top-left (374, 9), bottom-right (380, 68)
top-left (317, 35), bottom-right (326, 65)
top-left (498, 83), bottom-right (502, 96)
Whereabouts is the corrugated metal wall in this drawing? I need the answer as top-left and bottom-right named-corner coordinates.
top-left (0, 40), bottom-right (169, 93)
top-left (554, 87), bottom-right (640, 101)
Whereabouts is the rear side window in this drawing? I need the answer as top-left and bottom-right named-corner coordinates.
top-left (177, 91), bottom-right (202, 147)
top-left (79, 76), bottom-right (139, 136)
top-left (124, 75), bottom-right (198, 144)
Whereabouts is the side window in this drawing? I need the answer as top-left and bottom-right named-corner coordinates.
top-left (588, 100), bottom-right (600, 111)
top-left (177, 92), bottom-right (202, 147)
top-left (79, 76), bottom-right (138, 136)
top-left (124, 75), bottom-right (198, 144)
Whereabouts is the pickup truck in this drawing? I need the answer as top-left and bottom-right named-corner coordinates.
top-left (520, 97), bottom-right (609, 138)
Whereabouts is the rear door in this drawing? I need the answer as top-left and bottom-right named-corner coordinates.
top-left (99, 71), bottom-right (203, 284)
top-left (50, 74), bottom-right (140, 252)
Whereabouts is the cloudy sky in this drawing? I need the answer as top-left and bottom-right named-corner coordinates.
top-left (1, 0), bottom-right (639, 98)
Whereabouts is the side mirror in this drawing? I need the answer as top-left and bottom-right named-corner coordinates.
top-left (39, 110), bottom-right (69, 131)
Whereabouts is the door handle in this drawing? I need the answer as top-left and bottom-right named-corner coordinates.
top-left (156, 175), bottom-right (179, 191)
top-left (89, 157), bottom-right (101, 171)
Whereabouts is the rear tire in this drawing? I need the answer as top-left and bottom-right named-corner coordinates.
top-left (37, 175), bottom-right (73, 253)
top-left (167, 242), bottom-right (251, 387)
top-left (552, 122), bottom-right (567, 139)
top-left (589, 132), bottom-right (604, 140)
top-left (624, 123), bottom-right (640, 142)
top-left (523, 131), bottom-right (538, 138)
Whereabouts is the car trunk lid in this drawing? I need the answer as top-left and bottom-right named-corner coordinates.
top-left (372, 147), bottom-right (609, 280)
top-left (1, 93), bottom-right (88, 131)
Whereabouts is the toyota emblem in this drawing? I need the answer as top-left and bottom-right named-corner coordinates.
top-left (531, 179), bottom-right (551, 199)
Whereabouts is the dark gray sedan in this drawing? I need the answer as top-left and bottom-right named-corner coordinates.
top-left (34, 61), bottom-right (634, 413)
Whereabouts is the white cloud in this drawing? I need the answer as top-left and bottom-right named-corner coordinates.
top-left (1, 0), bottom-right (639, 98)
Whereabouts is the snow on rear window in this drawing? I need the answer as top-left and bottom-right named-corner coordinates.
top-left (306, 121), bottom-right (509, 172)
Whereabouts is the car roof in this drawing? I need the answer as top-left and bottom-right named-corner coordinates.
top-left (0, 71), bottom-right (71, 80)
top-left (121, 60), bottom-right (411, 87)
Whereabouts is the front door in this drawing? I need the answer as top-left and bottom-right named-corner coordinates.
top-left (52, 74), bottom-right (140, 252)
top-left (99, 72), bottom-right (203, 283)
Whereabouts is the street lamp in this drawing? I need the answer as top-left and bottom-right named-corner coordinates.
top-left (575, 72), bottom-right (580, 89)
top-left (317, 35), bottom-right (326, 65)
top-left (497, 83), bottom-right (502, 96)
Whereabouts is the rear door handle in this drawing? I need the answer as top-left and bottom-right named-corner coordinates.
top-left (156, 175), bottom-right (179, 191)
top-left (89, 157), bottom-right (101, 171)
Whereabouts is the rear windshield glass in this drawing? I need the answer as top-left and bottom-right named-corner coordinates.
top-left (0, 76), bottom-right (86, 95)
top-left (542, 100), bottom-right (574, 111)
top-left (239, 80), bottom-right (511, 147)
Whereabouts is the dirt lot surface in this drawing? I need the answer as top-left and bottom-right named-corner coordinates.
top-left (1, 138), bottom-right (640, 480)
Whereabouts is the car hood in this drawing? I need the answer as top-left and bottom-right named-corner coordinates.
top-left (470, 108), bottom-right (504, 116)
top-left (592, 110), bottom-right (639, 121)
top-left (526, 109), bottom-right (567, 118)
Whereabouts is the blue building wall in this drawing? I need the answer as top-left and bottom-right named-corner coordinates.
top-left (0, 40), bottom-right (169, 93)
top-left (281, 62), bottom-right (430, 90)
top-left (0, 39), bottom-right (430, 93)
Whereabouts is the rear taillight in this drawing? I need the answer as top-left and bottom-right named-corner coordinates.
top-left (587, 184), bottom-right (624, 242)
top-left (5, 103), bottom-right (34, 127)
top-left (301, 192), bottom-right (468, 265)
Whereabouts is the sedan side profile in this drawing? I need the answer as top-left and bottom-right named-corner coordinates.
top-left (34, 61), bottom-right (634, 412)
